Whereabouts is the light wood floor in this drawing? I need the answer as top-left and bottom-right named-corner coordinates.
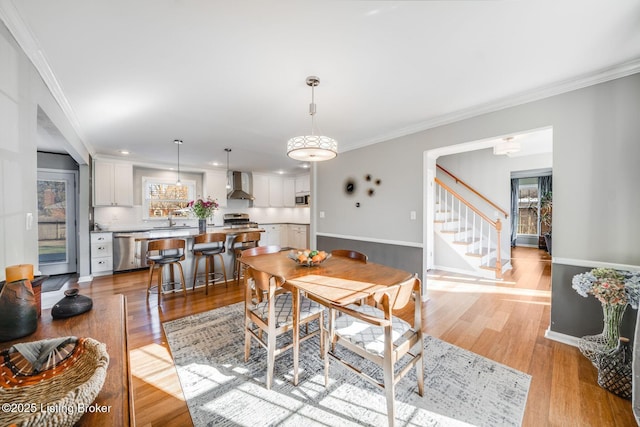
top-left (45, 247), bottom-right (634, 426)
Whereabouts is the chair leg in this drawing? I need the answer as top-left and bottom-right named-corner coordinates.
top-left (266, 326), bottom-right (276, 390)
top-left (383, 327), bottom-right (396, 427)
top-left (244, 319), bottom-right (252, 362)
top-left (147, 264), bottom-right (155, 296)
top-left (204, 256), bottom-right (210, 295)
top-left (216, 253), bottom-right (228, 287)
top-left (416, 334), bottom-right (425, 396)
top-left (175, 261), bottom-right (187, 298)
top-left (157, 264), bottom-right (164, 305)
top-left (323, 328), bottom-right (330, 388)
top-left (192, 254), bottom-right (201, 291)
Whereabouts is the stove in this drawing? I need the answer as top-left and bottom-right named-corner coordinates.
top-left (223, 213), bottom-right (259, 229)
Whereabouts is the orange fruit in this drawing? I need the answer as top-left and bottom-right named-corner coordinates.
top-left (298, 254), bottom-right (307, 263)
top-left (311, 255), bottom-right (321, 263)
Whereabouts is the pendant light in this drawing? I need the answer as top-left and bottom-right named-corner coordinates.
top-left (174, 139), bottom-right (183, 186)
top-left (224, 148), bottom-right (232, 189)
top-left (287, 76), bottom-right (337, 161)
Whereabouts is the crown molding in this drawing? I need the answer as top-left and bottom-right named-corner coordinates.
top-left (345, 58), bottom-right (640, 153)
top-left (0, 0), bottom-right (92, 153)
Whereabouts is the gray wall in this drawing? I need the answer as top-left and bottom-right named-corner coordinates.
top-left (315, 72), bottom-right (640, 339)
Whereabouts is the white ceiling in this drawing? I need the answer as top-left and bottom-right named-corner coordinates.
top-left (4, 1), bottom-right (640, 173)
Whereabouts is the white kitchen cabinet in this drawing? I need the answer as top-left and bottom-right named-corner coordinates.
top-left (295, 174), bottom-right (310, 194)
top-left (204, 170), bottom-right (228, 208)
top-left (91, 232), bottom-right (113, 275)
top-left (283, 178), bottom-right (296, 207)
top-left (262, 224), bottom-right (282, 246)
top-left (93, 160), bottom-right (133, 206)
top-left (253, 173), bottom-right (287, 207)
top-left (288, 224), bottom-right (309, 249)
top-left (252, 173), bottom-right (270, 207)
top-left (268, 176), bottom-right (284, 207)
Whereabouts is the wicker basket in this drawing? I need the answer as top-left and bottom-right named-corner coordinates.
top-left (594, 337), bottom-right (632, 400)
top-left (0, 336), bottom-right (109, 426)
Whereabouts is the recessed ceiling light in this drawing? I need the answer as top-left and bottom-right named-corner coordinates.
top-left (300, 163), bottom-right (310, 169)
top-left (211, 161), bottom-right (221, 167)
top-left (119, 150), bottom-right (130, 155)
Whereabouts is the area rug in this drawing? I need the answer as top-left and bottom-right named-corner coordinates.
top-left (41, 274), bottom-right (76, 293)
top-left (163, 303), bottom-right (530, 426)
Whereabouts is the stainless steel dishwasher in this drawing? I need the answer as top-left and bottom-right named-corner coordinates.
top-left (113, 232), bottom-right (149, 272)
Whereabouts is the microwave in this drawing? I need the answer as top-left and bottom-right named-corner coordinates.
top-left (295, 194), bottom-right (310, 206)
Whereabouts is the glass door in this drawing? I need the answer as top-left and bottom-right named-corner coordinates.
top-left (37, 170), bottom-right (77, 275)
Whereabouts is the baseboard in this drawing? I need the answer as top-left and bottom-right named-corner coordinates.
top-left (544, 327), bottom-right (580, 347)
top-left (78, 275), bottom-right (93, 283)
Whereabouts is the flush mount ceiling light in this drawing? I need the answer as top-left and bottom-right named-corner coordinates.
top-left (493, 136), bottom-right (521, 155)
top-left (287, 76), bottom-right (338, 162)
top-left (174, 139), bottom-right (183, 186)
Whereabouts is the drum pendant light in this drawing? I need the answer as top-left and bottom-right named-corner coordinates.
top-left (287, 76), bottom-right (337, 161)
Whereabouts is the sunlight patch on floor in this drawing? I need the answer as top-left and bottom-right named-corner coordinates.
top-left (130, 343), bottom-right (185, 401)
top-left (427, 279), bottom-right (550, 299)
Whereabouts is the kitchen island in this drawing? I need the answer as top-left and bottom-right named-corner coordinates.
top-left (127, 227), bottom-right (265, 292)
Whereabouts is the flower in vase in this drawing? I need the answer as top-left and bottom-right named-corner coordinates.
top-left (571, 267), bottom-right (640, 309)
top-left (188, 196), bottom-right (219, 219)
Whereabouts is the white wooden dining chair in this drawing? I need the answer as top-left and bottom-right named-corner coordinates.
top-left (323, 274), bottom-right (424, 427)
top-left (244, 266), bottom-right (325, 389)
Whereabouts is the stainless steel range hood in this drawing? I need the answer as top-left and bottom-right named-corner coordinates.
top-left (227, 171), bottom-right (255, 200)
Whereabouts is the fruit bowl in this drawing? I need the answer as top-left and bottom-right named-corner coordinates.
top-left (288, 249), bottom-right (331, 266)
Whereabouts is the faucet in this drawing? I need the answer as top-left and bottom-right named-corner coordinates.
top-left (168, 212), bottom-right (176, 227)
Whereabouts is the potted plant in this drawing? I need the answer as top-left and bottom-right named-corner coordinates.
top-left (540, 191), bottom-right (552, 255)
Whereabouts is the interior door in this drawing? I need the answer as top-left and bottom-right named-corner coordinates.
top-left (37, 170), bottom-right (77, 275)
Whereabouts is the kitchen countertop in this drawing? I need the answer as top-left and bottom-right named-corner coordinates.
top-left (124, 226), bottom-right (265, 240)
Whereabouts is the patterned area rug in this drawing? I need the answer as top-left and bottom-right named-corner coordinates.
top-left (163, 303), bottom-right (530, 426)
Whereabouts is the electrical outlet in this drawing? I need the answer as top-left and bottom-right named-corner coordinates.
top-left (319, 211), bottom-right (325, 218)
top-left (410, 211), bottom-right (416, 220)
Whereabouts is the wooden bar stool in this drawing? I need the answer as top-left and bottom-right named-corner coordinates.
top-left (192, 232), bottom-right (227, 294)
top-left (146, 238), bottom-right (187, 305)
top-left (232, 231), bottom-right (261, 286)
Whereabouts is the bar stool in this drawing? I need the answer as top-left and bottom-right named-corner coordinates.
top-left (146, 238), bottom-right (187, 305)
top-left (232, 231), bottom-right (261, 286)
top-left (192, 232), bottom-right (227, 294)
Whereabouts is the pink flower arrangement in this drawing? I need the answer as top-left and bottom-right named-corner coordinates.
top-left (188, 196), bottom-right (219, 219)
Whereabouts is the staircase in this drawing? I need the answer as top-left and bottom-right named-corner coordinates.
top-left (434, 170), bottom-right (511, 279)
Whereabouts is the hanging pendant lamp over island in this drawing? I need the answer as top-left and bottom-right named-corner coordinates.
top-left (287, 76), bottom-right (337, 162)
top-left (174, 139), bottom-right (183, 186)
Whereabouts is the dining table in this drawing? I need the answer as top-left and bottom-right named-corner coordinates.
top-left (239, 250), bottom-right (415, 385)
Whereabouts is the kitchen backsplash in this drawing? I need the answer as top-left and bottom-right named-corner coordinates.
top-left (94, 204), bottom-right (310, 231)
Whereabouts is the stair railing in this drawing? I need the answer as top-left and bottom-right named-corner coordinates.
top-left (435, 177), bottom-right (502, 279)
top-left (437, 165), bottom-right (508, 219)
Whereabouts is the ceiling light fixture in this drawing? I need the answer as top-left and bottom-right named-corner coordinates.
top-left (493, 137), bottom-right (520, 155)
top-left (174, 139), bottom-right (183, 186)
top-left (225, 148), bottom-right (232, 189)
top-left (287, 76), bottom-right (337, 162)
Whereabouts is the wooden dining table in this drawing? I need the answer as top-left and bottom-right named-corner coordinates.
top-left (239, 250), bottom-right (414, 384)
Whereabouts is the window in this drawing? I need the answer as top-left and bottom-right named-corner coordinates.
top-left (142, 177), bottom-right (196, 220)
top-left (517, 178), bottom-right (539, 235)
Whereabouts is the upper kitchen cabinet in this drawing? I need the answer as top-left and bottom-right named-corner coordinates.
top-left (93, 160), bottom-right (133, 207)
top-left (269, 175), bottom-right (284, 207)
top-left (252, 173), bottom-right (270, 207)
top-left (284, 178), bottom-right (296, 207)
top-left (295, 174), bottom-right (310, 194)
top-left (204, 170), bottom-right (228, 208)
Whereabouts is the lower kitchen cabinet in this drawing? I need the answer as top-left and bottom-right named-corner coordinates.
top-left (91, 232), bottom-right (113, 275)
top-left (288, 224), bottom-right (309, 249)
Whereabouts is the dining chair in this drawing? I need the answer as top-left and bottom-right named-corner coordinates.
top-left (146, 238), bottom-right (188, 305)
top-left (241, 245), bottom-right (281, 304)
top-left (232, 231), bottom-right (262, 286)
top-left (244, 266), bottom-right (324, 389)
top-left (324, 274), bottom-right (423, 427)
top-left (192, 232), bottom-right (227, 294)
top-left (331, 249), bottom-right (368, 263)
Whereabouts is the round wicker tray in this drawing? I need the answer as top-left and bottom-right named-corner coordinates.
top-left (0, 336), bottom-right (109, 427)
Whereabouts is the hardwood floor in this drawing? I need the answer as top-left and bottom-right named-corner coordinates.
top-left (44, 247), bottom-right (634, 426)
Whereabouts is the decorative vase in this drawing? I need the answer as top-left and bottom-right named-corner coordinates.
top-left (198, 218), bottom-right (207, 234)
top-left (51, 289), bottom-right (93, 319)
top-left (578, 302), bottom-right (627, 364)
top-left (0, 279), bottom-right (38, 342)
